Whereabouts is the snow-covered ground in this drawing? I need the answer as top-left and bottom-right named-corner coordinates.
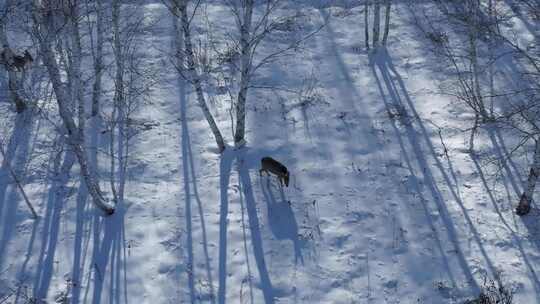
top-left (1, 1), bottom-right (540, 303)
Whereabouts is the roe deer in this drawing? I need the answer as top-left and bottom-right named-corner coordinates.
top-left (259, 156), bottom-right (289, 187)
top-left (12, 50), bottom-right (33, 71)
top-left (1, 49), bottom-right (33, 71)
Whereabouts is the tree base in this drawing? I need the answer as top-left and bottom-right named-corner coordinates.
top-left (516, 195), bottom-right (531, 216)
top-left (14, 99), bottom-right (26, 113)
top-left (104, 207), bottom-right (115, 215)
top-left (96, 198), bottom-right (115, 216)
top-left (234, 138), bottom-right (246, 149)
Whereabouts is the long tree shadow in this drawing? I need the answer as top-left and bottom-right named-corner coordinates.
top-left (14, 213), bottom-right (39, 303)
top-left (415, 3), bottom-right (540, 296)
top-left (503, 0), bottom-right (539, 40)
top-left (488, 128), bottom-right (524, 199)
top-left (180, 81), bottom-right (217, 303)
top-left (0, 110), bottom-right (37, 271)
top-left (236, 149), bottom-right (275, 304)
top-left (317, 8), bottom-right (380, 154)
top-left (33, 140), bottom-right (76, 300)
top-left (239, 171), bottom-right (254, 304)
top-left (86, 123), bottom-right (129, 304)
top-left (71, 115), bottom-right (102, 304)
top-left (218, 149), bottom-right (234, 304)
top-left (188, 133), bottom-right (216, 303)
top-left (217, 147), bottom-right (294, 304)
top-left (490, 55), bottom-right (540, 196)
top-left (370, 48), bottom-right (484, 296)
top-left (70, 176), bottom-right (89, 304)
top-left (85, 201), bottom-right (127, 304)
top-left (377, 46), bottom-right (532, 295)
top-left (260, 178), bottom-right (303, 265)
top-left (170, 10), bottom-right (218, 301)
top-left (471, 153), bottom-right (540, 301)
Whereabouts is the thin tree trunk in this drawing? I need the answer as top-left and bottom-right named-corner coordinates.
top-left (381, 0), bottom-right (391, 46)
top-left (0, 139), bottom-right (37, 218)
top-left (91, 0), bottom-right (104, 117)
top-left (87, 0), bottom-right (104, 187)
top-left (177, 0), bottom-right (226, 152)
top-left (32, 3), bottom-right (114, 215)
top-left (364, 0), bottom-right (370, 50)
top-left (372, 0), bottom-right (381, 48)
top-left (112, 0), bottom-right (128, 201)
top-left (69, 1), bottom-right (85, 145)
top-left (516, 140), bottom-right (540, 216)
top-left (469, 29), bottom-right (488, 121)
top-left (233, 0), bottom-right (254, 146)
top-left (109, 97), bottom-right (118, 203)
top-left (468, 0), bottom-right (489, 121)
top-left (110, 0), bottom-right (124, 202)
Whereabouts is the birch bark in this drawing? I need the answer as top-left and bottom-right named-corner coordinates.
top-left (233, 0), bottom-right (254, 146)
top-left (517, 140), bottom-right (540, 215)
top-left (176, 0), bottom-right (226, 152)
top-left (381, 0), bottom-right (391, 46)
top-left (32, 2), bottom-right (114, 214)
top-left (372, 0), bottom-right (381, 48)
top-left (364, 0), bottom-right (369, 50)
top-left (69, 1), bottom-right (85, 142)
top-left (91, 0), bottom-right (104, 117)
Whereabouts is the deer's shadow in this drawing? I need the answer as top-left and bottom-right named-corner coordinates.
top-left (260, 177), bottom-right (304, 265)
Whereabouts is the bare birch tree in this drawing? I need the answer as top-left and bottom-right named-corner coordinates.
top-left (232, 0), bottom-right (254, 146)
top-left (84, 0), bottom-right (107, 186)
top-left (410, 0), bottom-right (494, 130)
top-left (225, 0), bottom-right (323, 146)
top-left (414, 0), bottom-right (540, 215)
top-left (364, 0), bottom-right (369, 50)
top-left (110, 0), bottom-right (124, 201)
top-left (168, 0), bottom-right (226, 153)
top-left (90, 0), bottom-right (104, 117)
top-left (365, 0), bottom-right (391, 50)
top-left (517, 140), bottom-right (540, 215)
top-left (381, 0), bottom-right (391, 46)
top-left (108, 0), bottom-right (156, 201)
top-left (68, 0), bottom-right (85, 141)
top-left (32, 0), bottom-right (114, 214)
top-left (372, 0), bottom-right (381, 48)
top-left (493, 8), bottom-right (540, 215)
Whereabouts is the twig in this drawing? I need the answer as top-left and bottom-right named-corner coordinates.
top-left (0, 139), bottom-right (38, 219)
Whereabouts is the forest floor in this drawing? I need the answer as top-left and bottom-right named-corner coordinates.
top-left (1, 1), bottom-right (540, 303)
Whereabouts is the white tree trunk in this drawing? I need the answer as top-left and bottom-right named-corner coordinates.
top-left (110, 0), bottom-right (125, 202)
top-left (32, 3), bottom-right (114, 214)
top-left (517, 140), bottom-right (540, 215)
top-left (372, 0), bottom-right (381, 48)
top-left (381, 0), bottom-right (391, 46)
top-left (112, 0), bottom-right (130, 201)
top-left (233, 0), bottom-right (254, 146)
top-left (176, 0), bottom-right (226, 152)
top-left (69, 1), bottom-right (85, 143)
top-left (91, 0), bottom-right (104, 117)
top-left (88, 0), bottom-right (104, 185)
top-left (468, 13), bottom-right (488, 121)
top-left (364, 0), bottom-right (370, 50)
